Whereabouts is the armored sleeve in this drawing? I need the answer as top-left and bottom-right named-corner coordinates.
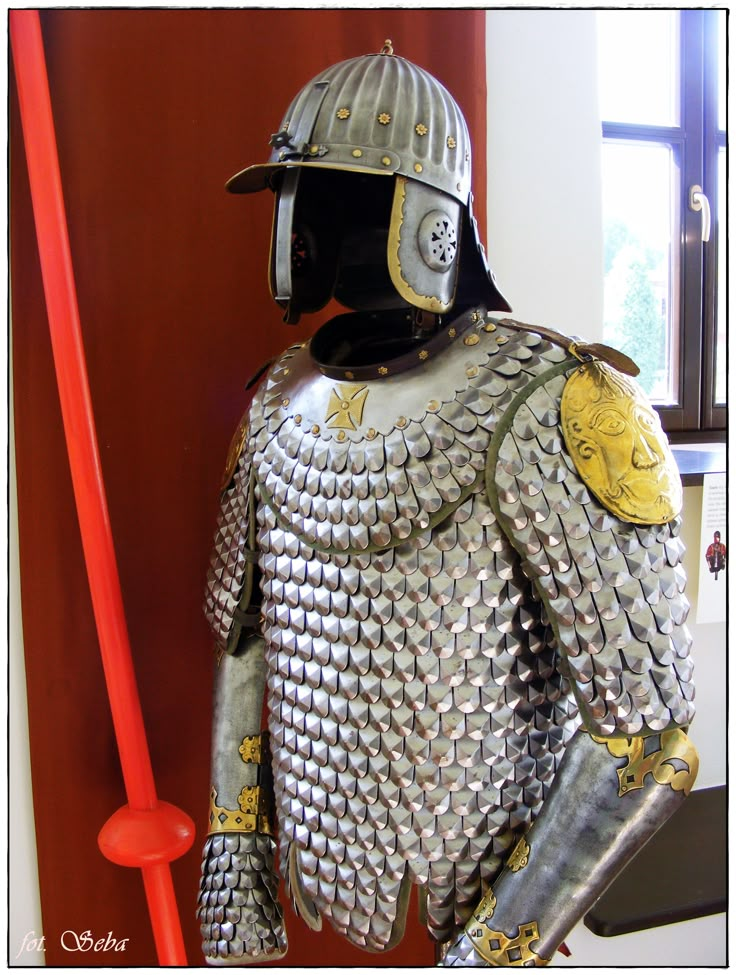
top-left (203, 408), bottom-right (261, 656)
top-left (487, 359), bottom-right (695, 737)
top-left (198, 401), bottom-right (287, 965)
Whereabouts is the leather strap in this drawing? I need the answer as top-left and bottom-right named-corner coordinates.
top-left (495, 317), bottom-right (640, 377)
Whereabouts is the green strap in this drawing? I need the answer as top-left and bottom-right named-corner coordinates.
top-left (485, 357), bottom-right (577, 519)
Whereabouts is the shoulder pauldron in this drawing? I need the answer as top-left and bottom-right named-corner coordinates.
top-left (486, 364), bottom-right (694, 737)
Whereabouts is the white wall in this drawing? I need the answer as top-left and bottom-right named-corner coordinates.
top-left (486, 10), bottom-right (604, 340)
top-left (677, 485), bottom-right (727, 789)
top-left (9, 341), bottom-right (46, 966)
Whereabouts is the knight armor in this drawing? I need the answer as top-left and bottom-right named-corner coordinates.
top-left (197, 43), bottom-right (697, 966)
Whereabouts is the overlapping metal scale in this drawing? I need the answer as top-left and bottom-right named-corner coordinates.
top-left (197, 832), bottom-right (285, 962)
top-left (492, 371), bottom-right (695, 737)
top-left (204, 316), bottom-right (694, 950)
top-left (251, 331), bottom-right (566, 555)
top-left (246, 324), bottom-right (580, 947)
top-left (203, 455), bottom-right (253, 652)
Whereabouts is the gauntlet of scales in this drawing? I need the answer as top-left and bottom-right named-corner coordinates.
top-left (198, 829), bottom-right (286, 965)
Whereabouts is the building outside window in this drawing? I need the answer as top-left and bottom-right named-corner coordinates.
top-left (597, 9), bottom-right (726, 435)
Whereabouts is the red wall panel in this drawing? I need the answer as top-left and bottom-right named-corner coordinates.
top-left (11, 9), bottom-right (487, 965)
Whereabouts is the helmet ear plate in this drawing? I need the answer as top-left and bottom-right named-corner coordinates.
top-left (388, 177), bottom-right (461, 314)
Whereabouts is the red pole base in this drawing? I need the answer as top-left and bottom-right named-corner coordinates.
top-left (98, 802), bottom-right (195, 965)
top-left (98, 801), bottom-right (195, 868)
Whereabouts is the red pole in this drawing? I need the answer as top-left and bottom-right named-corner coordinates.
top-left (10, 9), bottom-right (193, 965)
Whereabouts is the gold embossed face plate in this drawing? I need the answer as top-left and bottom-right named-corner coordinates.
top-left (561, 362), bottom-right (682, 525)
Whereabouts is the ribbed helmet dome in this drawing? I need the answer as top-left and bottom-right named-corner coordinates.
top-left (226, 41), bottom-right (472, 204)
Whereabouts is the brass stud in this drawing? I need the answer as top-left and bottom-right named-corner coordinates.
top-left (345, 371), bottom-right (355, 380)
top-left (427, 400), bottom-right (440, 413)
top-left (396, 416), bottom-right (407, 428)
top-left (466, 365), bottom-right (479, 378)
top-left (448, 327), bottom-right (457, 338)
top-left (336, 108), bottom-right (351, 120)
top-left (366, 428), bottom-right (377, 440)
top-left (471, 310), bottom-right (483, 323)
top-left (416, 123), bottom-right (428, 136)
top-left (419, 350), bottom-right (429, 361)
top-left (414, 163), bottom-right (423, 174)
top-left (447, 137), bottom-right (457, 149)
top-left (294, 414), bottom-right (302, 424)
top-left (309, 145), bottom-right (319, 155)
top-left (311, 424), bottom-right (320, 435)
top-left (282, 397), bottom-right (290, 407)
top-left (382, 156), bottom-right (392, 166)
top-left (483, 322), bottom-right (497, 332)
top-left (464, 334), bottom-right (480, 346)
top-left (352, 149), bottom-right (363, 158)
top-left (337, 430), bottom-right (347, 442)
top-left (378, 366), bottom-right (389, 376)
top-left (497, 335), bottom-right (508, 344)
top-left (378, 112), bottom-right (391, 125)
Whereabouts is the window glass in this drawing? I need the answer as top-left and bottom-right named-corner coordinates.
top-left (717, 13), bottom-right (726, 131)
top-left (597, 11), bottom-right (679, 126)
top-left (601, 141), bottom-right (677, 404)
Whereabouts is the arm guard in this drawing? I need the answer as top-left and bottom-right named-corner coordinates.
top-left (442, 355), bottom-right (698, 966)
top-left (443, 727), bottom-right (698, 966)
top-left (198, 408), bottom-right (287, 965)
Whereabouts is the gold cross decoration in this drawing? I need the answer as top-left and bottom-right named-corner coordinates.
top-left (468, 919), bottom-right (549, 967)
top-left (325, 383), bottom-right (370, 431)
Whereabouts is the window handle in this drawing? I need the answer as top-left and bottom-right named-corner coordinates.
top-left (689, 184), bottom-right (711, 242)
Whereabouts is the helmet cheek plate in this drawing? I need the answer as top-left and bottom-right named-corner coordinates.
top-left (388, 177), bottom-right (461, 314)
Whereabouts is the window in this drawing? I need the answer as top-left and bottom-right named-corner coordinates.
top-left (597, 9), bottom-right (726, 434)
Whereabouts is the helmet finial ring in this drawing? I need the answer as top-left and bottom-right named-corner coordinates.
top-left (380, 39), bottom-right (394, 56)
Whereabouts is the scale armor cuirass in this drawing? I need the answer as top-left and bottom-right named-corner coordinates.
top-left (202, 309), bottom-right (695, 955)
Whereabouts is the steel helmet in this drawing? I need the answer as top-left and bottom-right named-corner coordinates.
top-left (228, 41), bottom-right (510, 323)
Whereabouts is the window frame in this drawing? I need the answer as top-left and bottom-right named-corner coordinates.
top-left (600, 9), bottom-right (725, 437)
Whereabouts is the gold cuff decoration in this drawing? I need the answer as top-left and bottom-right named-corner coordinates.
top-left (592, 729), bottom-right (699, 797)
top-left (507, 837), bottom-right (531, 873)
top-left (208, 733), bottom-right (275, 834)
top-left (207, 785), bottom-right (273, 836)
top-left (468, 922), bottom-right (550, 967)
top-left (465, 889), bottom-right (549, 967)
top-left (239, 734), bottom-right (264, 764)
